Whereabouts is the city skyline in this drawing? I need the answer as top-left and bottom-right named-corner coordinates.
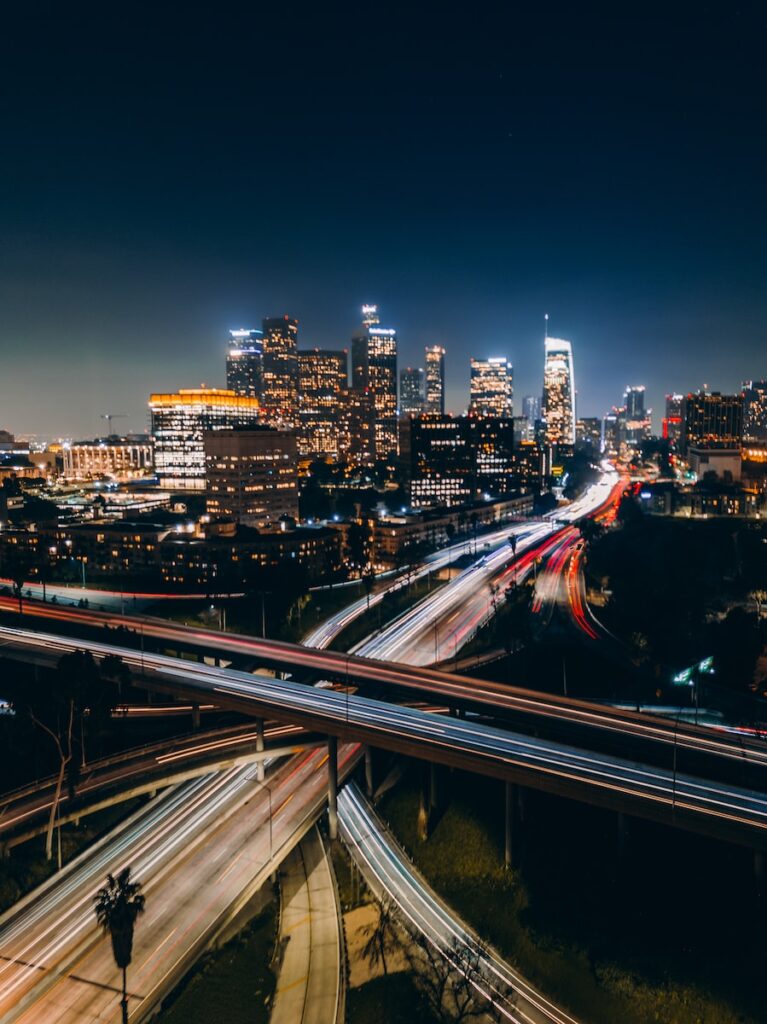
top-left (1, 6), bottom-right (765, 439)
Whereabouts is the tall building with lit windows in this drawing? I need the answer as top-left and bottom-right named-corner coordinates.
top-left (204, 426), bottom-right (298, 528)
top-left (663, 393), bottom-right (684, 446)
top-left (226, 329), bottom-right (263, 398)
top-left (542, 338), bottom-right (575, 446)
top-left (681, 392), bottom-right (743, 452)
top-left (623, 385), bottom-right (652, 445)
top-left (400, 367), bottom-right (425, 414)
top-left (743, 380), bottom-right (767, 441)
top-left (261, 315), bottom-right (299, 426)
top-left (297, 349), bottom-right (347, 457)
top-left (424, 346), bottom-right (446, 414)
top-left (469, 358), bottom-right (513, 418)
top-left (351, 305), bottom-right (398, 458)
top-left (149, 388), bottom-right (260, 490)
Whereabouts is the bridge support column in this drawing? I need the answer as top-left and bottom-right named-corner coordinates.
top-left (364, 746), bottom-right (374, 799)
top-left (327, 736), bottom-right (338, 841)
top-left (417, 764), bottom-right (430, 842)
top-left (504, 781), bottom-right (519, 869)
top-left (256, 719), bottom-right (265, 782)
top-left (192, 703), bottom-right (200, 731)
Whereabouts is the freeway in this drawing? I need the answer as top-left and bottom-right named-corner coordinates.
top-left (0, 722), bottom-right (309, 849)
top-left (0, 577), bottom-right (216, 612)
top-left (340, 783), bottom-right (577, 1024)
top-left (2, 625), bottom-right (767, 849)
top-left (0, 744), bottom-right (358, 1023)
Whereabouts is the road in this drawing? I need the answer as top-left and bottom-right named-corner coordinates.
top-left (0, 578), bottom-right (216, 612)
top-left (340, 783), bottom-right (577, 1024)
top-left (0, 722), bottom-right (309, 849)
top-left (0, 744), bottom-right (358, 1023)
top-left (3, 626), bottom-right (767, 849)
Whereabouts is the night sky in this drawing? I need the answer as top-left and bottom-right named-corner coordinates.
top-left (1, 2), bottom-right (765, 438)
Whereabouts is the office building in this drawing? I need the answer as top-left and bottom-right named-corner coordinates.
top-left (424, 346), bottom-right (446, 414)
top-left (226, 329), bottom-right (263, 399)
top-left (351, 305), bottom-right (398, 458)
top-left (149, 388), bottom-right (260, 490)
top-left (743, 380), bottom-right (767, 441)
top-left (204, 426), bottom-right (298, 528)
top-left (297, 349), bottom-right (347, 457)
top-left (469, 357), bottom-right (513, 418)
top-left (400, 367), bottom-right (425, 414)
top-left (663, 394), bottom-right (684, 447)
top-left (399, 414), bottom-right (518, 508)
top-left (62, 439), bottom-right (154, 481)
top-left (338, 387), bottom-right (375, 465)
top-left (576, 417), bottom-right (602, 451)
top-left (602, 407), bottom-right (626, 455)
top-left (542, 338), bottom-right (576, 446)
top-left (261, 315), bottom-right (299, 426)
top-left (623, 385), bottom-right (652, 445)
top-left (681, 392), bottom-right (743, 452)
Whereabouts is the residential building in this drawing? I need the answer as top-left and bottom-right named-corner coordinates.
top-left (743, 380), bottom-right (767, 441)
top-left (204, 427), bottom-right (298, 528)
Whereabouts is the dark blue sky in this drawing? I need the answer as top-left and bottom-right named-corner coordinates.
top-left (1, 2), bottom-right (765, 438)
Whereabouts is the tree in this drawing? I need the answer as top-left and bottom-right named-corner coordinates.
top-left (362, 566), bottom-right (376, 609)
top-left (750, 589), bottom-right (767, 619)
top-left (12, 650), bottom-right (119, 862)
top-left (6, 551), bottom-right (29, 615)
top-left (445, 523), bottom-right (456, 571)
top-left (94, 867), bottom-right (146, 1024)
top-left (579, 517), bottom-right (605, 546)
top-left (361, 896), bottom-right (401, 979)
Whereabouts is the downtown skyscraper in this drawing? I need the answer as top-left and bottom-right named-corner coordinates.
top-left (424, 345), bottom-right (446, 414)
top-left (226, 328), bottom-right (263, 399)
top-left (297, 349), bottom-right (348, 457)
top-left (351, 304), bottom-right (398, 459)
top-left (542, 337), bottom-right (576, 446)
top-left (400, 367), bottom-right (425, 414)
top-left (469, 357), bottom-right (513, 418)
top-left (262, 315), bottom-right (300, 426)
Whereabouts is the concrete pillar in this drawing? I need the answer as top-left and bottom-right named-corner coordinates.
top-left (364, 746), bottom-right (374, 799)
top-left (429, 762), bottom-right (439, 811)
top-left (192, 703), bottom-right (201, 731)
top-left (256, 718), bottom-right (265, 783)
top-left (327, 736), bottom-right (338, 841)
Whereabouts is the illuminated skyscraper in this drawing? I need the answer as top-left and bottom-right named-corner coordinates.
top-left (297, 349), bottom-right (348, 457)
top-left (338, 387), bottom-right (375, 465)
top-left (226, 329), bottom-right (263, 399)
top-left (542, 338), bottom-right (575, 446)
top-left (262, 315), bottom-right (299, 426)
top-left (149, 388), bottom-right (260, 490)
top-left (469, 358), bottom-right (513, 418)
top-left (663, 393), bottom-right (684, 446)
top-left (743, 380), bottom-right (767, 441)
top-left (351, 305), bottom-right (398, 458)
top-left (400, 367), bottom-right (425, 414)
top-left (623, 385), bottom-right (652, 445)
top-left (205, 427), bottom-right (298, 527)
top-left (424, 346), bottom-right (446, 414)
top-left (681, 392), bottom-right (743, 452)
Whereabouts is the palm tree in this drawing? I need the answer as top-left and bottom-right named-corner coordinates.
top-left (94, 868), bottom-right (145, 1024)
top-left (361, 895), bottom-right (401, 979)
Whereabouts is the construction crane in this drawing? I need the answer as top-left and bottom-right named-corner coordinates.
top-left (100, 413), bottom-right (127, 436)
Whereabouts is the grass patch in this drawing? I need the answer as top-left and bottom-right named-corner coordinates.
top-left (158, 905), bottom-right (276, 1024)
top-left (347, 972), bottom-right (440, 1024)
top-left (380, 773), bottom-right (760, 1024)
